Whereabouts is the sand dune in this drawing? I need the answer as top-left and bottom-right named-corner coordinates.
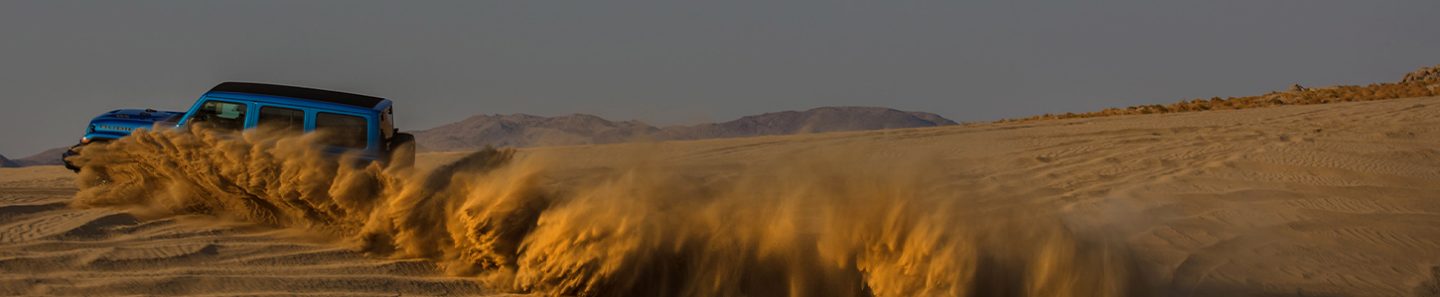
top-left (3, 96), bottom-right (1440, 296)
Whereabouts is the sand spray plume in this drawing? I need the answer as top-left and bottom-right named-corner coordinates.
top-left (71, 127), bottom-right (387, 232)
top-left (70, 127), bottom-right (1146, 296)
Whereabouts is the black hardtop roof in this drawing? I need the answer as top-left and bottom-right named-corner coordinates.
top-left (207, 82), bottom-right (387, 109)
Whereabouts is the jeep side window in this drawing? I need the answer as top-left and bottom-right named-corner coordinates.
top-left (257, 106), bottom-right (304, 134)
top-left (190, 100), bottom-right (247, 131)
top-left (315, 112), bottom-right (367, 149)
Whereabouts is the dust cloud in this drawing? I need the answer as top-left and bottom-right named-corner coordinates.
top-left (69, 127), bottom-right (1145, 297)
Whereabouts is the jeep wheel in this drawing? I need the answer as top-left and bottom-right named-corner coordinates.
top-left (62, 143), bottom-right (84, 173)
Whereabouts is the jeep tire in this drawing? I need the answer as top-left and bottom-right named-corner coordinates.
top-left (62, 143), bottom-right (84, 173)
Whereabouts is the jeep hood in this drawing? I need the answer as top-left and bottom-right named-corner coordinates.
top-left (85, 109), bottom-right (184, 140)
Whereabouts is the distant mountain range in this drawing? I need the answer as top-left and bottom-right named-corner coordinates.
top-left (413, 106), bottom-right (956, 151)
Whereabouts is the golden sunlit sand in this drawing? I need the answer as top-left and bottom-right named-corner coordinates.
top-left (4, 96), bottom-right (1440, 296)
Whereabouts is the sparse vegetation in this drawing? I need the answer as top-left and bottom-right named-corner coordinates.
top-left (1002, 64), bottom-right (1440, 123)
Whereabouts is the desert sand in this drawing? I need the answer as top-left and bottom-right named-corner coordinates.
top-left (4, 96), bottom-right (1440, 296)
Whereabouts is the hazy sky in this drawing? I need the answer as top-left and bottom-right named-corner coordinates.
top-left (2, 1), bottom-right (1437, 157)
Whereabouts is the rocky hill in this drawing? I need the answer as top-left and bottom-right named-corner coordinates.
top-left (0, 154), bottom-right (16, 168)
top-left (1402, 65), bottom-right (1440, 84)
top-left (13, 147), bottom-right (68, 167)
top-left (651, 107), bottom-right (955, 141)
top-left (413, 106), bottom-right (955, 151)
top-left (0, 146), bottom-right (67, 168)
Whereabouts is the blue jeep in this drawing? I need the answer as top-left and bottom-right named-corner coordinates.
top-left (62, 82), bottom-right (415, 171)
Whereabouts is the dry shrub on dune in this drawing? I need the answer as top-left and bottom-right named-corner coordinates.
top-left (1007, 64), bottom-right (1440, 122)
